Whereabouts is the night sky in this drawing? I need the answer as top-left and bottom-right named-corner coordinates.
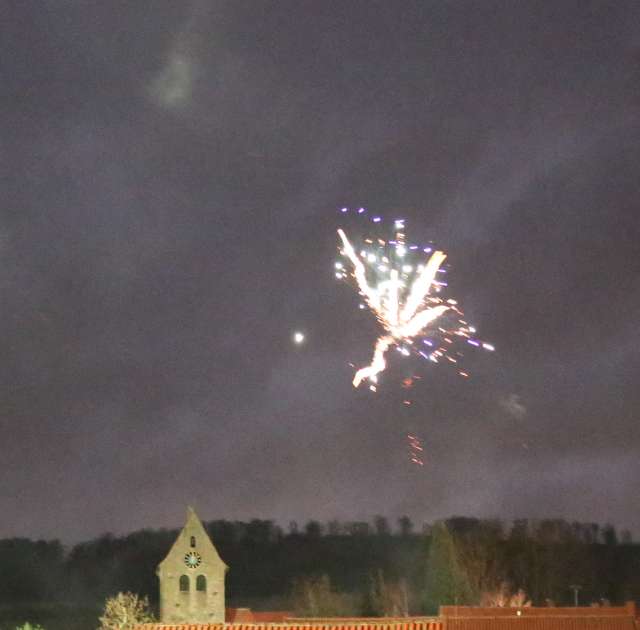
top-left (2, 1), bottom-right (639, 543)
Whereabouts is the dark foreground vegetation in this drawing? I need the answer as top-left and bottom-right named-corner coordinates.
top-left (1, 517), bottom-right (638, 630)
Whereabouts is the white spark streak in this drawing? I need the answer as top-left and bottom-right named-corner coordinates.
top-left (400, 249), bottom-right (446, 323)
top-left (338, 228), bottom-right (380, 312)
top-left (353, 335), bottom-right (394, 388)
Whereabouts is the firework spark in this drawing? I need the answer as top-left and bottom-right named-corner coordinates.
top-left (336, 210), bottom-right (491, 387)
top-left (407, 433), bottom-right (425, 466)
top-left (338, 227), bottom-right (448, 387)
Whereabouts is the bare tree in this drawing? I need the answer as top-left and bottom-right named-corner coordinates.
top-left (481, 582), bottom-right (531, 607)
top-left (368, 570), bottom-right (409, 616)
top-left (98, 592), bottom-right (155, 630)
top-left (291, 574), bottom-right (358, 617)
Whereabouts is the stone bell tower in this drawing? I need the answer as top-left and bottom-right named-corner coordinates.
top-left (156, 507), bottom-right (228, 624)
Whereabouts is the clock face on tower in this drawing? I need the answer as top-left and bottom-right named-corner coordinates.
top-left (184, 551), bottom-right (202, 568)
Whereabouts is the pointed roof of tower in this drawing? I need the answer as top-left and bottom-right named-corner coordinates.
top-left (157, 506), bottom-right (228, 572)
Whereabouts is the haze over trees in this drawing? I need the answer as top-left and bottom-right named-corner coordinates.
top-left (0, 517), bottom-right (638, 630)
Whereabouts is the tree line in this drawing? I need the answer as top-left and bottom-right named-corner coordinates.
top-left (0, 516), bottom-right (638, 628)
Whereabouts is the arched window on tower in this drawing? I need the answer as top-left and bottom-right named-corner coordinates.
top-left (179, 575), bottom-right (190, 592)
top-left (190, 536), bottom-right (196, 548)
top-left (196, 575), bottom-right (207, 592)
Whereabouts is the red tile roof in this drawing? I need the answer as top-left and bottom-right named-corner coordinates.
top-left (443, 616), bottom-right (637, 630)
top-left (135, 603), bottom-right (638, 630)
top-left (226, 609), bottom-right (256, 623)
top-left (438, 603), bottom-right (638, 630)
top-left (225, 609), bottom-right (293, 624)
top-left (252, 613), bottom-right (294, 623)
top-left (134, 620), bottom-right (442, 630)
top-left (441, 604), bottom-right (637, 618)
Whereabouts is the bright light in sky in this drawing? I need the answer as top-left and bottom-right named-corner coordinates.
top-left (293, 331), bottom-right (305, 344)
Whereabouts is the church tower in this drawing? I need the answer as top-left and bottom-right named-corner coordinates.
top-left (156, 507), bottom-right (228, 624)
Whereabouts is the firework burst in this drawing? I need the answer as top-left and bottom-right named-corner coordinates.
top-left (336, 208), bottom-right (493, 388)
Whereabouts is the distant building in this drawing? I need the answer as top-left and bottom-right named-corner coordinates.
top-left (438, 602), bottom-right (638, 630)
top-left (138, 603), bottom-right (639, 630)
top-left (156, 507), bottom-right (228, 624)
top-left (136, 610), bottom-right (639, 630)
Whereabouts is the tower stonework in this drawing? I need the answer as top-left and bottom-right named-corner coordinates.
top-left (156, 507), bottom-right (228, 624)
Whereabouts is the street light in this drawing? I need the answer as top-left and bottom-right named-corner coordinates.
top-left (570, 585), bottom-right (582, 607)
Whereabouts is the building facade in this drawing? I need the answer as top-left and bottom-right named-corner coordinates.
top-left (156, 507), bottom-right (228, 624)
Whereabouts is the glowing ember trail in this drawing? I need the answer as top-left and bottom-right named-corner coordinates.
top-left (407, 434), bottom-right (425, 466)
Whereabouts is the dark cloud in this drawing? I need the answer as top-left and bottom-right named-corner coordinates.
top-left (1, 1), bottom-right (639, 542)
